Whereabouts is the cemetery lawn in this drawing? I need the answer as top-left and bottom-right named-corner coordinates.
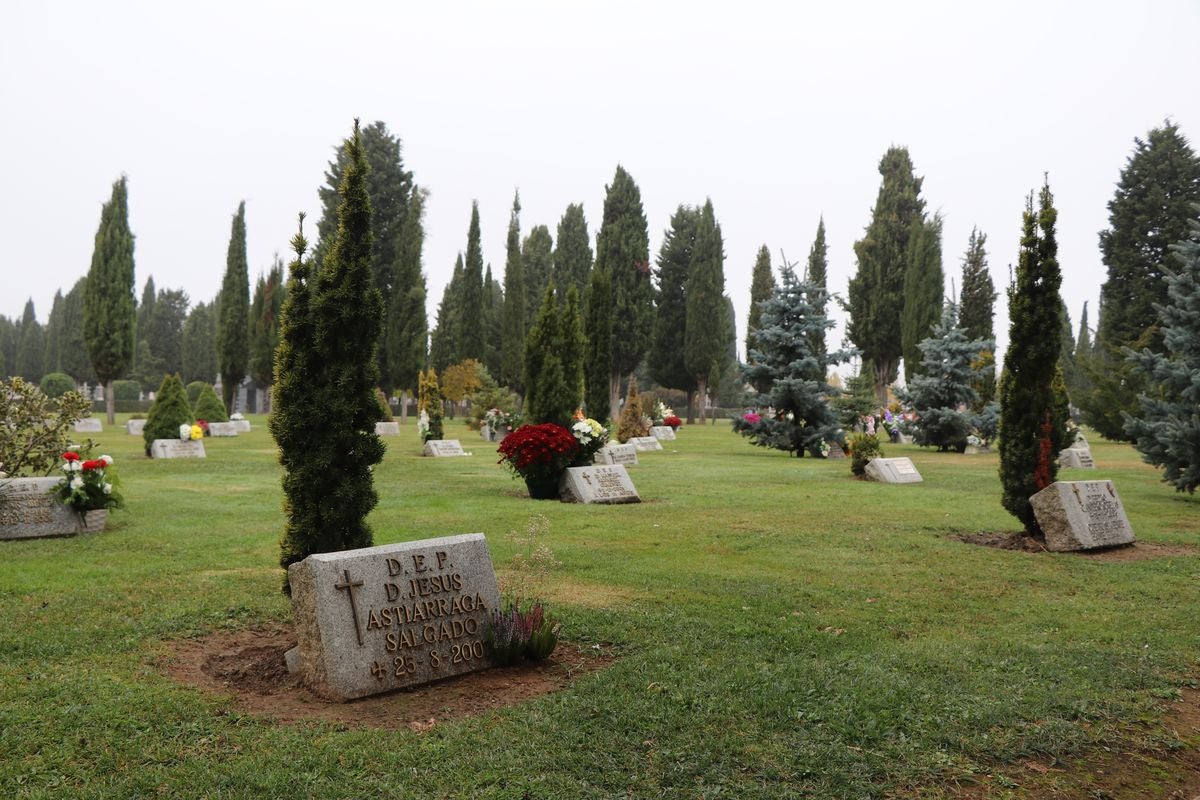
top-left (2, 419), bottom-right (1199, 799)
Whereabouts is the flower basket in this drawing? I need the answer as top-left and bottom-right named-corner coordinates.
top-left (664, 415), bottom-right (682, 431)
top-left (497, 424), bottom-right (579, 492)
top-left (524, 476), bottom-right (562, 501)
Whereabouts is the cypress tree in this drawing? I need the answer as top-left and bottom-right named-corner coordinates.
top-left (136, 276), bottom-right (156, 359)
top-left (500, 191), bottom-right (526, 394)
top-left (274, 120), bottom-right (386, 592)
top-left (83, 176), bottom-right (137, 424)
top-left (250, 258), bottom-right (286, 412)
top-left (745, 245), bottom-right (775, 381)
top-left (901, 213), bottom-right (945, 381)
top-left (457, 202), bottom-right (485, 362)
top-left (522, 225), bottom-right (554, 328)
top-left (483, 265), bottom-right (504, 379)
top-left (193, 381), bottom-right (229, 422)
top-left (998, 180), bottom-right (1068, 538)
top-left (430, 254), bottom-right (463, 372)
top-left (16, 300), bottom-right (44, 382)
top-left (648, 205), bottom-right (700, 418)
top-left (43, 290), bottom-right (64, 377)
top-left (1076, 301), bottom-right (1092, 356)
top-left (147, 288), bottom-right (188, 378)
top-left (595, 165), bottom-right (651, 420)
top-left (387, 187), bottom-right (429, 419)
top-left (958, 228), bottom-right (997, 405)
top-left (848, 147), bottom-right (926, 402)
top-left (60, 279), bottom-right (94, 384)
top-left (583, 266), bottom-right (613, 422)
top-left (181, 302), bottom-right (217, 384)
top-left (805, 218), bottom-right (829, 361)
top-left (1124, 215), bottom-right (1200, 492)
top-left (143, 373), bottom-right (193, 456)
top-left (684, 200), bottom-right (727, 423)
top-left (560, 286), bottom-right (586, 414)
top-left (524, 285), bottom-right (573, 427)
top-left (553, 204), bottom-right (592, 301)
top-left (217, 201), bottom-right (250, 411)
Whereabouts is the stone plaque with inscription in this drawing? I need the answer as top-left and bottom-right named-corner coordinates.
top-left (288, 533), bottom-right (501, 700)
top-left (74, 418), bottom-right (102, 433)
top-left (207, 422), bottom-right (239, 437)
top-left (375, 421), bottom-right (400, 436)
top-left (1030, 480), bottom-right (1135, 552)
top-left (149, 439), bottom-right (207, 459)
top-left (597, 443), bottom-right (638, 466)
top-left (1059, 447), bottom-right (1096, 469)
top-left (560, 464), bottom-right (641, 504)
top-left (863, 457), bottom-right (923, 484)
top-left (125, 419), bottom-right (146, 435)
top-left (423, 439), bottom-right (467, 456)
top-left (650, 425), bottom-right (676, 441)
top-left (0, 477), bottom-right (107, 540)
top-left (628, 436), bottom-right (663, 452)
top-left (232, 419), bottom-right (252, 433)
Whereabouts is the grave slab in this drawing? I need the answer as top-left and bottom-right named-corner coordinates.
top-left (375, 422), bottom-right (400, 436)
top-left (74, 419), bottom-right (102, 433)
top-left (0, 477), bottom-right (107, 540)
top-left (207, 422), bottom-right (239, 437)
top-left (150, 439), bottom-right (207, 459)
top-left (125, 419), bottom-right (146, 435)
top-left (423, 439), bottom-right (467, 456)
top-left (864, 457), bottom-right (923, 484)
top-left (1059, 447), bottom-right (1096, 469)
top-left (560, 464), bottom-right (641, 504)
top-left (628, 436), bottom-right (663, 452)
top-left (1030, 480), bottom-right (1135, 552)
top-left (597, 443), bottom-right (639, 466)
top-left (232, 419), bottom-right (252, 433)
top-left (288, 533), bottom-right (501, 700)
top-left (650, 426), bottom-right (676, 441)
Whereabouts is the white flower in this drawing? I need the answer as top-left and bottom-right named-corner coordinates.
top-left (102, 482), bottom-right (112, 495)
top-left (69, 461), bottom-right (82, 472)
top-left (70, 476), bottom-right (83, 490)
top-left (179, 424), bottom-right (192, 440)
top-left (100, 454), bottom-right (113, 466)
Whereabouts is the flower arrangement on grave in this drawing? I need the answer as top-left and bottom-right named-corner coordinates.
top-left (195, 419), bottom-right (211, 437)
top-left (663, 415), bottom-right (682, 430)
top-left (484, 407), bottom-right (520, 438)
top-left (497, 423), bottom-right (579, 499)
top-left (571, 418), bottom-right (609, 464)
top-left (230, 412), bottom-right (245, 421)
top-left (53, 452), bottom-right (123, 515)
top-left (178, 423), bottom-right (203, 441)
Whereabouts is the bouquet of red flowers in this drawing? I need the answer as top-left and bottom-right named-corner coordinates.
top-left (497, 423), bottom-right (579, 481)
top-left (664, 415), bottom-right (682, 429)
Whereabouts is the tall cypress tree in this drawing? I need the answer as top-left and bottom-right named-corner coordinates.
top-left (745, 245), bottom-right (775, 368)
top-left (901, 213), bottom-right (945, 381)
top-left (500, 191), bottom-right (526, 394)
top-left (553, 203), bottom-right (593, 301)
top-left (429, 254), bottom-right (463, 372)
top-left (60, 279), bottom-right (95, 383)
top-left (561, 285), bottom-right (586, 413)
top-left (83, 176), bottom-right (137, 423)
top-left (146, 288), bottom-right (188, 378)
top-left (848, 147), bottom-right (926, 402)
top-left (583, 266), bottom-right (613, 422)
top-left (181, 302), bottom-right (217, 384)
top-left (217, 201), bottom-right (250, 411)
top-left (522, 225), bottom-right (554, 329)
top-left (43, 290), bottom-right (64, 377)
top-left (250, 258), bottom-right (286, 411)
top-left (685, 200), bottom-right (728, 423)
top-left (387, 187), bottom-right (428, 413)
top-left (595, 165), bottom-right (652, 420)
top-left (524, 285), bottom-right (572, 427)
top-left (274, 120), bottom-right (385, 593)
top-left (805, 218), bottom-right (829, 362)
top-left (15, 300), bottom-right (44, 382)
top-left (998, 180), bottom-right (1068, 538)
top-left (458, 202), bottom-right (485, 362)
top-left (958, 228), bottom-right (996, 405)
top-left (482, 265), bottom-right (504, 378)
top-left (648, 205), bottom-right (700, 416)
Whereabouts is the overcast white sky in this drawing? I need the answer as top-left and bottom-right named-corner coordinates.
top-left (2, 1), bottom-right (1197, 373)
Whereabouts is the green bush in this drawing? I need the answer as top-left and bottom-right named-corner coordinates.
top-left (90, 400), bottom-right (152, 414)
top-left (186, 381), bottom-right (207, 405)
top-left (848, 433), bottom-right (883, 477)
top-left (376, 388), bottom-right (394, 422)
top-left (0, 377), bottom-right (90, 476)
top-left (144, 374), bottom-right (194, 456)
top-left (39, 372), bottom-right (76, 398)
top-left (193, 383), bottom-right (229, 422)
top-left (114, 380), bottom-right (141, 402)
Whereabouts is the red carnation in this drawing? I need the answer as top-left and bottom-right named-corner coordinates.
top-left (63, 452), bottom-right (80, 462)
top-left (82, 460), bottom-right (103, 471)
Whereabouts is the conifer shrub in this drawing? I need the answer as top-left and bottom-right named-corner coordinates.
top-left (193, 382), bottom-right (229, 422)
top-left (186, 381), bottom-right (206, 405)
top-left (617, 382), bottom-right (650, 443)
top-left (143, 374), bottom-right (193, 456)
top-left (39, 372), bottom-right (76, 399)
top-left (418, 368), bottom-right (444, 441)
top-left (848, 432), bottom-right (883, 477)
top-left (376, 388), bottom-right (394, 422)
top-left (114, 380), bottom-right (141, 402)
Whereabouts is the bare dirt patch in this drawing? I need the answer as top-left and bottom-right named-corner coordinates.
top-left (948, 532), bottom-right (1199, 562)
top-left (161, 624), bottom-right (614, 731)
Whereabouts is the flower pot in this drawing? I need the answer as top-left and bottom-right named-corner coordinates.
top-left (524, 476), bottom-right (562, 500)
top-left (78, 509), bottom-right (108, 532)
top-left (570, 452), bottom-right (594, 468)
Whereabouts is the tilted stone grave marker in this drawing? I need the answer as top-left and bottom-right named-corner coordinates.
top-left (597, 443), bottom-right (638, 466)
top-left (375, 421), bottom-right (400, 436)
top-left (863, 457), bottom-right (923, 484)
top-left (1030, 480), bottom-right (1134, 552)
top-left (560, 464), bottom-right (641, 504)
top-left (288, 533), bottom-right (501, 700)
top-left (423, 439), bottom-right (468, 457)
top-left (650, 426), bottom-right (676, 441)
top-left (628, 436), bottom-right (663, 452)
top-left (150, 439), bottom-right (207, 459)
top-left (1059, 448), bottom-right (1095, 469)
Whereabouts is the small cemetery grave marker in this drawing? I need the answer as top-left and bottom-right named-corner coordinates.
top-left (423, 439), bottom-right (467, 457)
top-left (232, 419), bottom-right (252, 433)
top-left (1059, 448), bottom-right (1096, 469)
top-left (560, 464), bottom-right (641, 504)
top-left (74, 418), bottom-right (102, 433)
top-left (207, 422), bottom-right (239, 437)
top-left (650, 426), bottom-right (676, 441)
top-left (125, 419), bottom-right (146, 435)
top-left (597, 443), bottom-right (638, 466)
top-left (629, 436), bottom-right (663, 452)
top-left (864, 457), bottom-right (923, 484)
top-left (288, 533), bottom-right (501, 700)
top-left (0, 478), bottom-right (106, 540)
top-left (150, 439), bottom-right (207, 459)
top-left (375, 421), bottom-right (400, 436)
top-left (1030, 480), bottom-right (1135, 552)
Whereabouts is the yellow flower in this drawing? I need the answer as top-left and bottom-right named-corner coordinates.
top-left (190, 425), bottom-right (203, 441)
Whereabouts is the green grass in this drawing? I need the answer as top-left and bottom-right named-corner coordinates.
top-left (1, 419), bottom-right (1198, 798)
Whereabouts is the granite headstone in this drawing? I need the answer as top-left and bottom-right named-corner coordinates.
top-left (150, 439), bottom-right (207, 459)
top-left (125, 419), bottom-right (146, 435)
top-left (375, 421), bottom-right (400, 436)
top-left (74, 418), bottom-right (102, 433)
top-left (559, 464), bottom-right (641, 504)
top-left (650, 426), bottom-right (676, 441)
top-left (0, 477), bottom-right (107, 540)
top-left (863, 457), bottom-right (923, 484)
top-left (597, 443), bottom-right (639, 466)
top-left (423, 439), bottom-right (467, 457)
top-left (629, 436), bottom-right (663, 452)
top-left (1059, 448), bottom-right (1096, 469)
top-left (207, 422), bottom-right (239, 437)
top-left (1030, 480), bottom-right (1135, 552)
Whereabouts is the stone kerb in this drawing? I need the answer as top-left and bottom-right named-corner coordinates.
top-left (375, 422), bottom-right (400, 436)
top-left (0, 477), bottom-right (107, 540)
top-left (288, 533), bottom-right (501, 700)
top-left (150, 439), bottom-right (207, 459)
top-left (863, 457), bottom-right (923, 484)
top-left (560, 464), bottom-right (641, 504)
top-left (125, 419), bottom-right (146, 435)
top-left (74, 418), bottom-right (102, 433)
top-left (1059, 448), bottom-right (1095, 469)
top-left (650, 426), bottom-right (676, 441)
top-left (1030, 480), bottom-right (1135, 552)
top-left (207, 422), bottom-right (239, 437)
top-left (628, 436), bottom-right (663, 452)
top-left (597, 444), bottom-right (638, 466)
top-left (423, 439), bottom-right (467, 457)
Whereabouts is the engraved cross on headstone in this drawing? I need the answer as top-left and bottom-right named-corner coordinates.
top-left (335, 569), bottom-right (365, 646)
